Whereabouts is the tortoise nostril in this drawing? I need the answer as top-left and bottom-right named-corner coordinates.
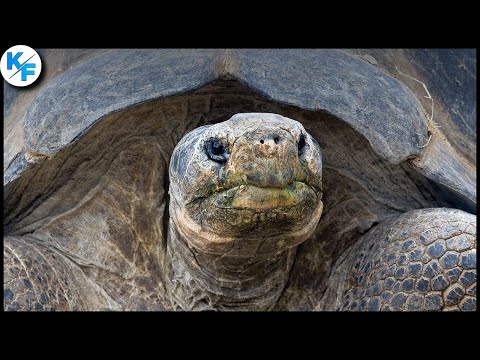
top-left (260, 139), bottom-right (264, 144)
top-left (274, 137), bottom-right (280, 144)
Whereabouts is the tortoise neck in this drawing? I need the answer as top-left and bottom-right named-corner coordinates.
top-left (166, 219), bottom-right (296, 311)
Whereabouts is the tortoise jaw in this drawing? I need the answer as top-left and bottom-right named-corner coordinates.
top-left (175, 186), bottom-right (324, 255)
top-left (182, 180), bottom-right (321, 237)
top-left (211, 182), bottom-right (313, 210)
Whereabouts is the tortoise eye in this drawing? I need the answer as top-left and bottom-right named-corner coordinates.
top-left (206, 138), bottom-right (228, 163)
top-left (298, 134), bottom-right (306, 155)
top-left (211, 139), bottom-right (224, 155)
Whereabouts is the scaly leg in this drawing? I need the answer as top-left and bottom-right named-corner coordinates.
top-left (4, 236), bottom-right (120, 311)
top-left (326, 208), bottom-right (476, 311)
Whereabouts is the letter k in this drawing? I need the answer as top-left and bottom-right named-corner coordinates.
top-left (7, 52), bottom-right (23, 70)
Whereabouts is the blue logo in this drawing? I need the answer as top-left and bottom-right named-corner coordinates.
top-left (7, 51), bottom-right (37, 81)
top-left (1, 45), bottom-right (42, 87)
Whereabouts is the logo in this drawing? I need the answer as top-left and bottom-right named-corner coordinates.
top-left (1, 45), bottom-right (42, 87)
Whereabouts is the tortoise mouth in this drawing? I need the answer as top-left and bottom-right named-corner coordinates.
top-left (176, 180), bottom-right (323, 254)
top-left (180, 180), bottom-right (321, 241)
top-left (210, 182), bottom-right (317, 210)
top-left (176, 180), bottom-right (323, 253)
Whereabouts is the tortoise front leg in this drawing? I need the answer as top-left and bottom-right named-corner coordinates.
top-left (328, 208), bottom-right (476, 311)
top-left (4, 236), bottom-right (120, 311)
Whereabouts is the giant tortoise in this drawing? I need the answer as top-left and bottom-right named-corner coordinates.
top-left (3, 49), bottom-right (476, 311)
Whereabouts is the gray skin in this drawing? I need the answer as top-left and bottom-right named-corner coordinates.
top-left (4, 113), bottom-right (476, 311)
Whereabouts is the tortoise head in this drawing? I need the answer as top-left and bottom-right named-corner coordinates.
top-left (169, 113), bottom-right (323, 257)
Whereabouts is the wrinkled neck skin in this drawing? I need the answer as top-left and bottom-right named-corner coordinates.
top-left (165, 217), bottom-right (297, 311)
